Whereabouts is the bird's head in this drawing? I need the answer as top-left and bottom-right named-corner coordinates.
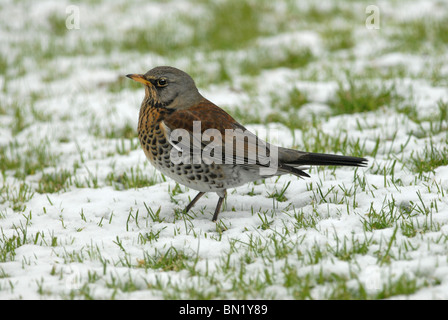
top-left (127, 66), bottom-right (203, 110)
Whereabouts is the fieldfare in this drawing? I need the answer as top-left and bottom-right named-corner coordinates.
top-left (127, 66), bottom-right (367, 221)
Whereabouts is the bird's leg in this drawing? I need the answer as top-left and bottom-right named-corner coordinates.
top-left (212, 190), bottom-right (227, 222)
top-left (184, 192), bottom-right (205, 213)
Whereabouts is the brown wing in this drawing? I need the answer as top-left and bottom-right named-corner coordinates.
top-left (161, 99), bottom-right (271, 166)
top-left (162, 99), bottom-right (237, 133)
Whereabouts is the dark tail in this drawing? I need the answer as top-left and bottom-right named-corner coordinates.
top-left (272, 147), bottom-right (368, 179)
top-left (288, 152), bottom-right (368, 167)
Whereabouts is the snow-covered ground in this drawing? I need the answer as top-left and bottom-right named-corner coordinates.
top-left (1, 0), bottom-right (448, 299)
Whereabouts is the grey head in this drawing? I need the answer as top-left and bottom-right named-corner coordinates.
top-left (127, 66), bottom-right (203, 109)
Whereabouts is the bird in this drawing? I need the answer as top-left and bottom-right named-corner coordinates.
top-left (127, 66), bottom-right (367, 222)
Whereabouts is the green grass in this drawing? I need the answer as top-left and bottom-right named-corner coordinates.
top-left (0, 53), bottom-right (7, 76)
top-left (0, 216), bottom-right (55, 262)
top-left (87, 119), bottom-right (137, 140)
top-left (321, 27), bottom-right (354, 51)
top-left (47, 12), bottom-right (68, 37)
top-left (189, 0), bottom-right (270, 52)
top-left (227, 105), bottom-right (264, 126)
top-left (266, 87), bottom-right (312, 130)
top-left (267, 181), bottom-right (291, 202)
top-left (116, 0), bottom-right (270, 57)
top-left (101, 75), bottom-right (142, 93)
top-left (0, 139), bottom-right (60, 179)
top-left (138, 246), bottom-right (193, 272)
top-left (329, 79), bottom-right (403, 115)
top-left (106, 166), bottom-right (158, 190)
top-left (114, 138), bottom-right (140, 156)
top-left (37, 169), bottom-right (73, 194)
top-left (0, 182), bottom-right (34, 212)
top-left (361, 201), bottom-right (398, 231)
top-left (410, 142), bottom-right (448, 174)
top-left (298, 126), bottom-right (378, 158)
top-left (108, 124), bottom-right (137, 140)
top-left (118, 21), bottom-right (189, 56)
top-left (407, 100), bottom-right (448, 137)
top-left (240, 47), bottom-right (314, 76)
top-left (389, 17), bottom-right (448, 53)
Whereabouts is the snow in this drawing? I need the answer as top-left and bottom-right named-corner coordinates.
top-left (1, 0), bottom-right (448, 300)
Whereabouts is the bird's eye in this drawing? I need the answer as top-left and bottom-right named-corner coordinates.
top-left (157, 78), bottom-right (168, 87)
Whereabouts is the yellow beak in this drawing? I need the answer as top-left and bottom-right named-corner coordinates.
top-left (126, 74), bottom-right (152, 85)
